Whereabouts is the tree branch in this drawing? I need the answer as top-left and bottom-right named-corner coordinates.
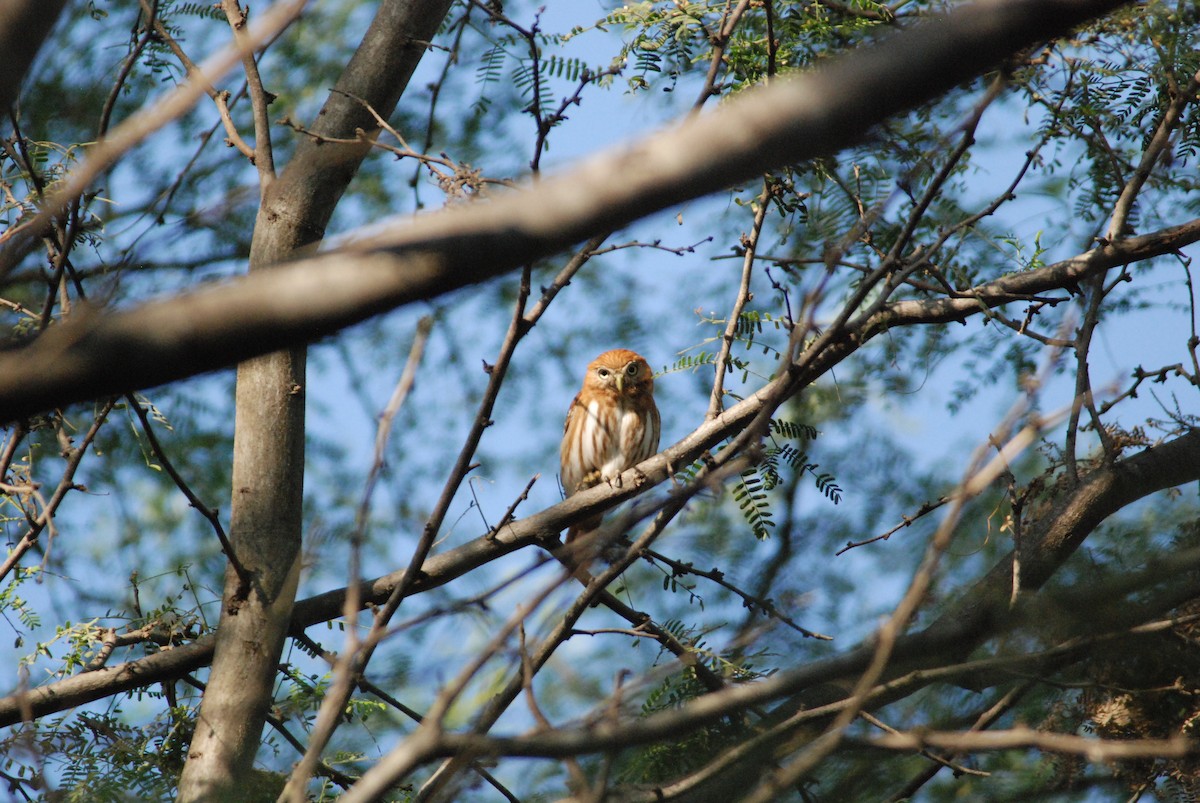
top-left (2, 413), bottom-right (1194, 742)
top-left (0, 0), bottom-right (1137, 422)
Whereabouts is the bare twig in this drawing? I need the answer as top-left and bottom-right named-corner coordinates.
top-left (0, 399), bottom-right (117, 584)
top-left (147, 10), bottom-right (257, 161)
top-left (836, 497), bottom-right (950, 554)
top-left (741, 345), bottom-right (1070, 800)
top-left (859, 710), bottom-right (989, 777)
top-left (282, 315), bottom-right (433, 800)
top-left (887, 682), bottom-right (1033, 801)
top-left (220, 0), bottom-right (277, 185)
top-left (0, 429), bottom-right (1197, 733)
top-left (123, 393), bottom-right (249, 590)
top-left (707, 181), bottom-right (772, 420)
top-left (644, 547), bottom-right (832, 640)
top-left (0, 0), bottom-right (306, 271)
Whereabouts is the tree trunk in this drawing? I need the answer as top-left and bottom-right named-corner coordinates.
top-left (176, 0), bottom-right (454, 798)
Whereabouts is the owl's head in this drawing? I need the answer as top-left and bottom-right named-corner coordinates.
top-left (584, 349), bottom-right (654, 398)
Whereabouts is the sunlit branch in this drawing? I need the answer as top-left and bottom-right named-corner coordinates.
top-left (0, 0), bottom-right (307, 271)
top-left (147, 10), bottom-right (257, 162)
top-left (291, 632), bottom-right (521, 802)
top-left (0, 426), bottom-right (1196, 736)
top-left (859, 710), bottom-right (990, 778)
top-left (0, 0), bottom-right (1138, 423)
top-left (708, 181), bottom-right (771, 420)
top-left (219, 0), bottom-right (277, 186)
top-left (861, 727), bottom-right (1199, 762)
top-left (281, 315), bottom-right (433, 798)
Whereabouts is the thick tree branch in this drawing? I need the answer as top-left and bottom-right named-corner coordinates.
top-left (1, 211), bottom-right (1192, 427)
top-left (0, 0), bottom-right (1135, 423)
top-left (861, 728), bottom-right (1198, 762)
top-left (1, 415), bottom-right (1195, 737)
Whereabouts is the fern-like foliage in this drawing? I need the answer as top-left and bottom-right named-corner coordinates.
top-left (471, 31), bottom-right (609, 124)
top-left (541, 53), bottom-right (590, 82)
top-left (760, 442), bottom-right (842, 504)
top-left (2, 707), bottom-right (193, 802)
top-left (659, 350), bottom-right (751, 378)
top-left (731, 420), bottom-right (841, 538)
top-left (671, 306), bottom-right (841, 538)
top-left (675, 416), bottom-right (839, 540)
top-left (0, 566), bottom-right (42, 635)
top-left (172, 2), bottom-right (225, 18)
top-left (618, 620), bottom-right (769, 784)
top-left (733, 467), bottom-right (774, 540)
top-left (768, 418), bottom-right (818, 441)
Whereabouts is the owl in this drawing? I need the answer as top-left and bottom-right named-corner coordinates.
top-left (560, 348), bottom-right (661, 542)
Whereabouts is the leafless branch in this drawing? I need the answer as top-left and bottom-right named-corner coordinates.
top-left (863, 727), bottom-right (1199, 762)
top-left (0, 0), bottom-right (306, 269)
top-left (281, 316), bottom-right (434, 798)
top-left (219, 0), bottom-right (277, 185)
top-left (708, 181), bottom-right (771, 420)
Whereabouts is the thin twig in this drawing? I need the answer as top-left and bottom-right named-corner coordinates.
top-left (707, 180), bottom-right (772, 420)
top-left (859, 710), bottom-right (989, 777)
top-left (148, 9), bottom-right (256, 161)
top-left (0, 0), bottom-right (306, 273)
top-left (886, 682), bottom-right (1032, 801)
top-left (0, 399), bottom-right (117, 584)
top-left (282, 315), bottom-right (433, 800)
top-left (220, 0), bottom-right (277, 185)
top-left (643, 547), bottom-right (832, 640)
top-left (123, 393), bottom-right (249, 591)
top-left (836, 497), bottom-right (950, 554)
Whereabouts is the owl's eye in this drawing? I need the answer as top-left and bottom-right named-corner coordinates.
top-left (597, 368), bottom-right (610, 378)
top-left (626, 363), bottom-right (639, 376)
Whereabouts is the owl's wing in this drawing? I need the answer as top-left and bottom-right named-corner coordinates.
top-left (560, 393), bottom-right (588, 497)
top-left (563, 393), bottom-right (581, 435)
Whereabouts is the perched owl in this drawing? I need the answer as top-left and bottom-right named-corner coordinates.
top-left (560, 349), bottom-right (660, 542)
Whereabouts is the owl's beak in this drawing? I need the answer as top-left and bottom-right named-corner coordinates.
top-left (615, 374), bottom-right (625, 394)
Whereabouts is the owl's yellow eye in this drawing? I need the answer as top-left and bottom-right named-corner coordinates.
top-left (597, 368), bottom-right (610, 378)
top-left (626, 363), bottom-right (638, 376)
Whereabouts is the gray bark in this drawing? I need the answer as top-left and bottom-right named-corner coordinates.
top-left (175, 0), bottom-right (454, 798)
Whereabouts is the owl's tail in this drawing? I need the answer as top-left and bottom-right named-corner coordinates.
top-left (565, 514), bottom-right (602, 544)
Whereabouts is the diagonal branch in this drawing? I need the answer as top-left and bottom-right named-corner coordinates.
top-left (0, 0), bottom-right (306, 269)
top-left (1, 405), bottom-right (1195, 736)
top-left (0, 0), bottom-right (1137, 422)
